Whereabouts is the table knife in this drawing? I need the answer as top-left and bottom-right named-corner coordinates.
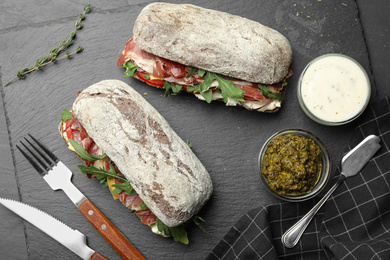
top-left (0, 197), bottom-right (107, 260)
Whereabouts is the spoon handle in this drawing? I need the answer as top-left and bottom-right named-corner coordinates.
top-left (281, 175), bottom-right (345, 248)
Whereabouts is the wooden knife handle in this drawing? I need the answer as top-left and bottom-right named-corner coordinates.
top-left (78, 199), bottom-right (145, 260)
top-left (90, 252), bottom-right (109, 260)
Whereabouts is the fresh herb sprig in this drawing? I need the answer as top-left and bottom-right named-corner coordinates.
top-left (4, 3), bottom-right (91, 87)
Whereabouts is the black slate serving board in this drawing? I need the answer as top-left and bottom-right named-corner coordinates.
top-left (0, 0), bottom-right (377, 259)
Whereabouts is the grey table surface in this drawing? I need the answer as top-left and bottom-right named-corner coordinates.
top-left (1, 0), bottom-right (389, 259)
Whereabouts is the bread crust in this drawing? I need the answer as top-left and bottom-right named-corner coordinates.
top-left (72, 80), bottom-right (213, 227)
top-left (133, 2), bottom-right (292, 84)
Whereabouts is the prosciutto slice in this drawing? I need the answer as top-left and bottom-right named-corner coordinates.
top-left (118, 38), bottom-right (202, 86)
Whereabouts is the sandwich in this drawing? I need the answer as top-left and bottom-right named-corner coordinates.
top-left (117, 2), bottom-right (293, 112)
top-left (59, 79), bottom-right (213, 244)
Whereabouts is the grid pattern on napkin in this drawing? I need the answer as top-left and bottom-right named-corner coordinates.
top-left (206, 97), bottom-right (390, 260)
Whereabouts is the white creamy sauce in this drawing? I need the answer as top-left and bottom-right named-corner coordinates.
top-left (301, 55), bottom-right (369, 122)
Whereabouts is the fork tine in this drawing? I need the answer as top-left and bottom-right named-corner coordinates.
top-left (19, 141), bottom-right (50, 172)
top-left (28, 134), bottom-right (59, 163)
top-left (16, 144), bottom-right (45, 175)
top-left (25, 137), bottom-right (53, 167)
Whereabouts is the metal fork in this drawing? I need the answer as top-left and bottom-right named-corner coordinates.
top-left (17, 135), bottom-right (86, 206)
top-left (17, 134), bottom-right (145, 260)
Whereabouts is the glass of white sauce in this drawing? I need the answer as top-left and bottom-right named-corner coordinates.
top-left (297, 53), bottom-right (371, 126)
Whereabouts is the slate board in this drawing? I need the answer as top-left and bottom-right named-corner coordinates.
top-left (0, 0), bottom-right (375, 259)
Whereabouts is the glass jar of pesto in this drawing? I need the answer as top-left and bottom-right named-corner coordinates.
top-left (259, 129), bottom-right (331, 202)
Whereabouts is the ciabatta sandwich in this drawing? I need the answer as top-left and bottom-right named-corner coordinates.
top-left (59, 80), bottom-right (213, 244)
top-left (117, 2), bottom-right (293, 112)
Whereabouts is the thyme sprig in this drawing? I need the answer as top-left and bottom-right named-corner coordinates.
top-left (4, 3), bottom-right (91, 87)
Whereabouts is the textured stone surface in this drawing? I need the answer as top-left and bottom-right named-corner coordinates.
top-left (0, 0), bottom-right (388, 259)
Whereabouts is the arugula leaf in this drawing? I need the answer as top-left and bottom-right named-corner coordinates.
top-left (193, 215), bottom-right (211, 235)
top-left (198, 72), bottom-right (214, 93)
top-left (192, 72), bottom-right (245, 103)
top-left (61, 109), bottom-right (73, 122)
top-left (156, 218), bottom-right (189, 244)
top-left (185, 85), bottom-right (199, 93)
top-left (258, 84), bottom-right (286, 101)
top-left (200, 89), bottom-right (213, 103)
top-left (78, 164), bottom-right (128, 183)
top-left (122, 61), bottom-right (138, 77)
top-left (186, 85), bottom-right (213, 103)
top-left (186, 67), bottom-right (196, 78)
top-left (157, 218), bottom-right (171, 236)
top-left (69, 139), bottom-right (107, 161)
top-left (143, 74), bottom-right (150, 80)
top-left (197, 69), bottom-right (206, 77)
top-left (186, 73), bottom-right (214, 103)
top-left (212, 73), bottom-right (245, 103)
top-left (111, 181), bottom-right (137, 196)
top-left (140, 201), bottom-right (148, 210)
top-left (163, 81), bottom-right (183, 96)
top-left (170, 226), bottom-right (189, 244)
top-left (78, 164), bottom-right (138, 196)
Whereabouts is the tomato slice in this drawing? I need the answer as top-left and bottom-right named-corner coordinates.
top-left (66, 129), bottom-right (74, 139)
top-left (65, 119), bottom-right (72, 129)
top-left (136, 71), bottom-right (164, 87)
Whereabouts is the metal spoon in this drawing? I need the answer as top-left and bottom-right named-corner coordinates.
top-left (281, 135), bottom-right (381, 248)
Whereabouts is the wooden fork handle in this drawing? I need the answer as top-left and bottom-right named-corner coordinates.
top-left (90, 252), bottom-right (109, 260)
top-left (78, 199), bottom-right (145, 260)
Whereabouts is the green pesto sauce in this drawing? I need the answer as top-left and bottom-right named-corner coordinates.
top-left (261, 134), bottom-right (322, 196)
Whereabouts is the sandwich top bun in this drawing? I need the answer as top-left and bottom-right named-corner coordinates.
top-left (72, 80), bottom-right (213, 227)
top-left (133, 2), bottom-right (293, 84)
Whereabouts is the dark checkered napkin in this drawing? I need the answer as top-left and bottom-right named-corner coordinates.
top-left (207, 97), bottom-right (390, 260)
